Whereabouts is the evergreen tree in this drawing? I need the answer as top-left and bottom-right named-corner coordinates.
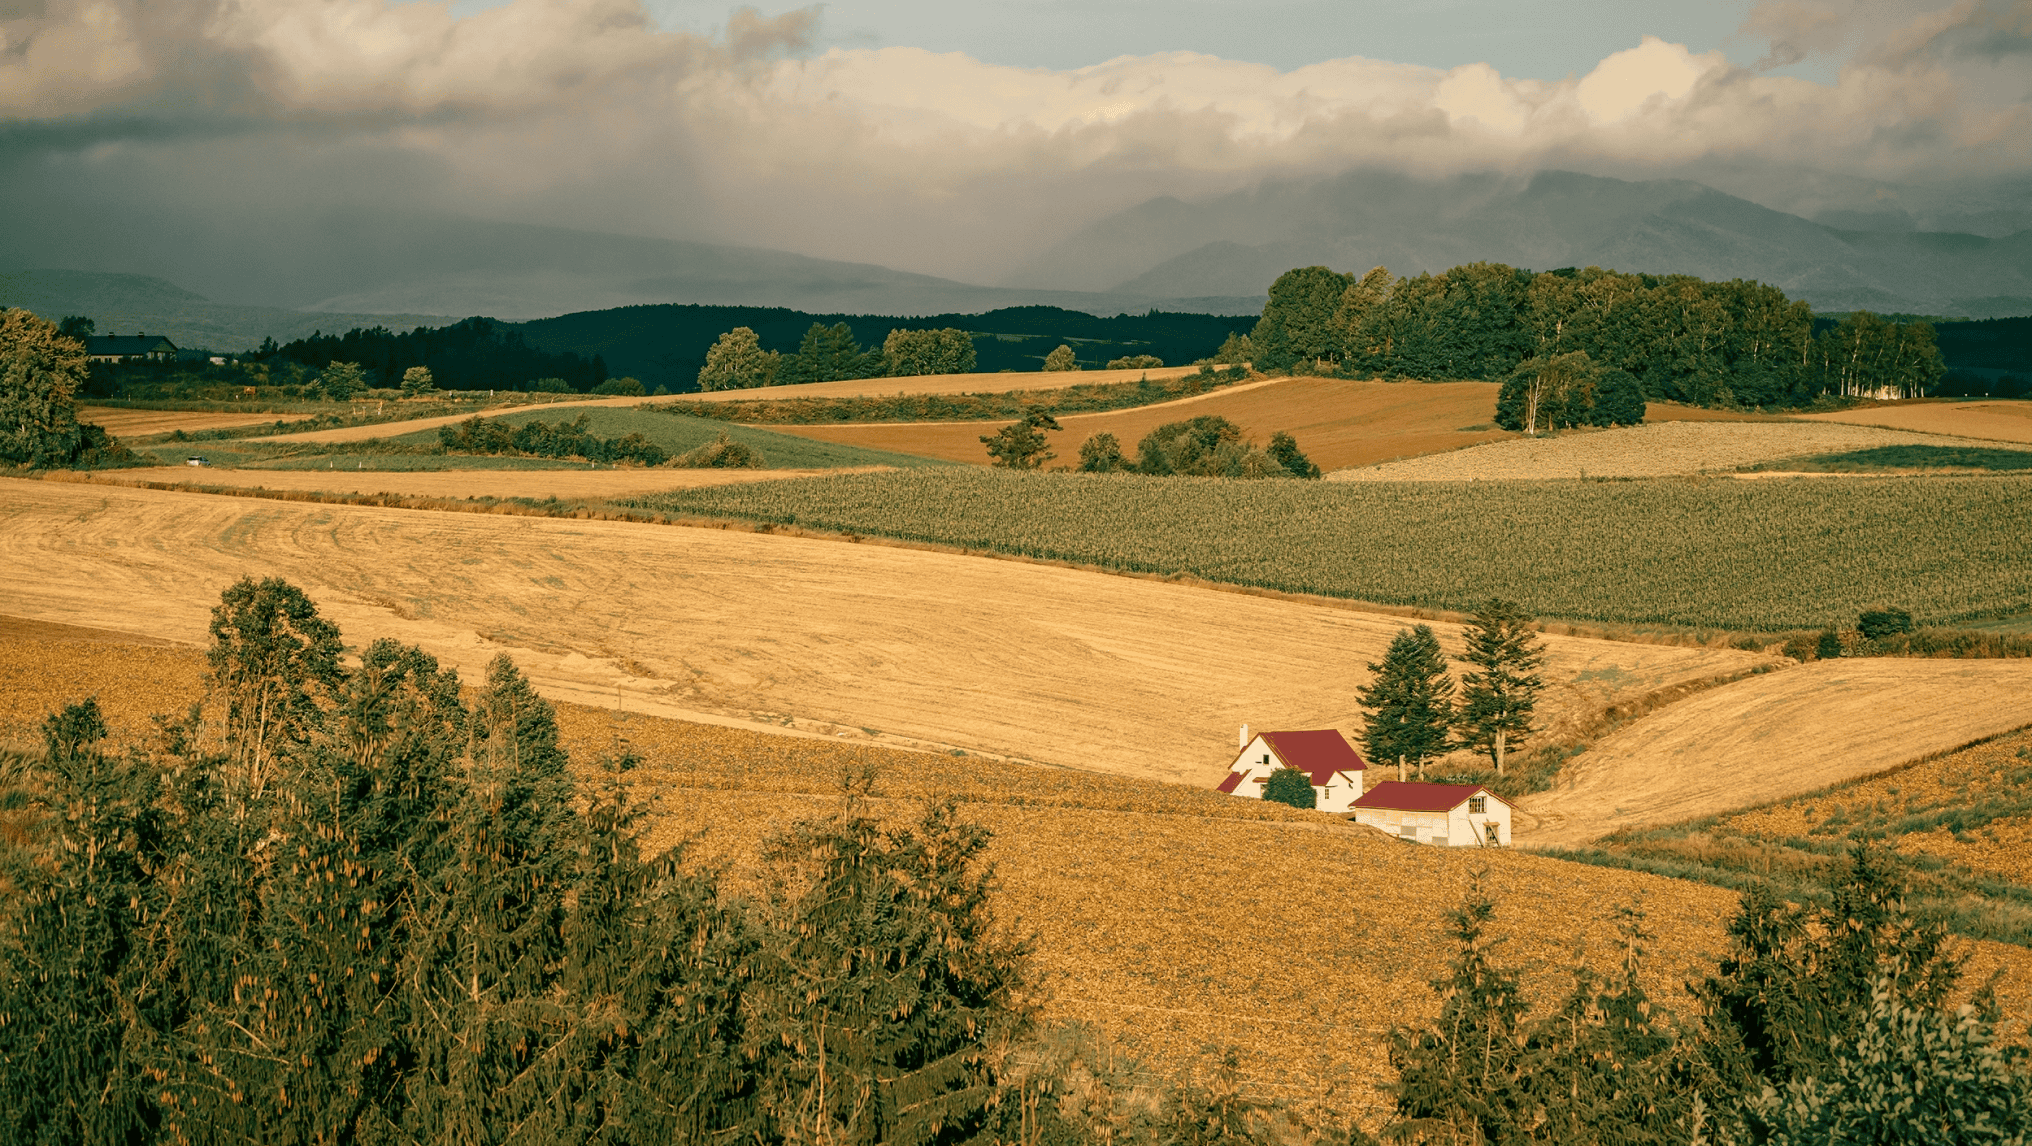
top-left (401, 365), bottom-right (436, 395)
top-left (981, 411), bottom-right (1061, 468)
top-left (312, 361), bottom-right (368, 400)
top-left (1388, 878), bottom-right (1532, 1143)
top-left (1455, 600), bottom-right (1545, 776)
top-left (784, 322), bottom-right (873, 385)
top-left (746, 786), bottom-right (1030, 1145)
top-left (207, 575), bottom-right (345, 798)
top-left (1356, 626), bottom-right (1455, 772)
top-left (0, 701), bottom-right (166, 1145)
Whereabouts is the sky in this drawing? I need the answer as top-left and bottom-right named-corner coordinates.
top-left (1, 0), bottom-right (2028, 301)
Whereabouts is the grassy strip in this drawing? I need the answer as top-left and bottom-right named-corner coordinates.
top-left (620, 468), bottom-right (2032, 631)
top-left (1749, 444), bottom-right (2032, 472)
top-left (674, 367), bottom-right (1251, 425)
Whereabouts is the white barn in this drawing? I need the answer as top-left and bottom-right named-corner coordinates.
top-left (1351, 781), bottom-right (1513, 847)
top-left (1215, 726), bottom-right (1369, 813)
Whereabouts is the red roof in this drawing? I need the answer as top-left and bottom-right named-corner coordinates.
top-left (1351, 781), bottom-right (1505, 813)
top-left (1215, 772), bottom-right (1244, 794)
top-left (1259, 729), bottom-right (1367, 786)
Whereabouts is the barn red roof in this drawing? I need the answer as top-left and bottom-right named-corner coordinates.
top-left (1259, 729), bottom-right (1367, 786)
top-left (1351, 781), bottom-right (1505, 813)
top-left (1215, 771), bottom-right (1244, 795)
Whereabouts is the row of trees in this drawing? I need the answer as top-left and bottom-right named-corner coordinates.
top-left (979, 413), bottom-right (1321, 479)
top-left (697, 324), bottom-right (978, 390)
top-left (6, 581), bottom-right (2025, 1143)
top-left (1250, 263), bottom-right (1948, 409)
top-left (1356, 600), bottom-right (1546, 778)
top-left (260, 317), bottom-right (610, 392)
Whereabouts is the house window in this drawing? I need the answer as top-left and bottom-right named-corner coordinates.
top-left (1468, 796), bottom-right (1486, 814)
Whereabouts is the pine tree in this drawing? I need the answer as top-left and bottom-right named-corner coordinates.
top-left (1356, 626), bottom-right (1455, 772)
top-left (1455, 600), bottom-right (1545, 776)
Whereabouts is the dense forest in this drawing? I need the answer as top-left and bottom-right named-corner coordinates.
top-left (4, 580), bottom-right (2025, 1144)
top-left (1251, 264), bottom-right (1951, 408)
top-left (258, 317), bottom-right (610, 392)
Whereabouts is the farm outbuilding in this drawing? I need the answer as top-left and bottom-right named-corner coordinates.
top-left (1215, 726), bottom-right (1368, 812)
top-left (1351, 781), bottom-right (1512, 847)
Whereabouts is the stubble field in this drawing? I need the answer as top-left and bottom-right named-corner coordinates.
top-left (1800, 399), bottom-right (2032, 443)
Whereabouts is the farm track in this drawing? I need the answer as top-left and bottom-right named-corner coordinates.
top-left (0, 478), bottom-right (1772, 804)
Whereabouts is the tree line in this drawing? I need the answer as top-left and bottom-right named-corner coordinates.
top-left (5, 580), bottom-right (2025, 1144)
top-left (696, 324), bottom-right (979, 390)
top-left (1250, 263), bottom-right (1949, 410)
top-left (257, 317), bottom-right (610, 392)
top-left (978, 412), bottom-right (1322, 479)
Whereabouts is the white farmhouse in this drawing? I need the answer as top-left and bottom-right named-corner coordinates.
top-left (1215, 726), bottom-right (1369, 813)
top-left (1351, 781), bottom-right (1513, 847)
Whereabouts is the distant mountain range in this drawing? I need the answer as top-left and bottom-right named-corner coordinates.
top-left (1002, 169), bottom-right (2032, 320)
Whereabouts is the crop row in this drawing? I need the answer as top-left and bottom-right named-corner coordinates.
top-left (626, 469), bottom-right (2032, 631)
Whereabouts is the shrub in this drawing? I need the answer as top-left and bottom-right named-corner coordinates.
top-left (1266, 431), bottom-right (1321, 479)
top-left (1105, 354), bottom-right (1162, 370)
top-left (1261, 767), bottom-right (1316, 809)
top-left (528, 376), bottom-right (573, 393)
top-left (1042, 344), bottom-right (1079, 372)
top-left (592, 376), bottom-right (646, 396)
top-left (1077, 432), bottom-right (1129, 473)
top-left (1817, 629), bottom-right (1845, 660)
top-left (1859, 607), bottom-right (1915, 639)
top-left (671, 432), bottom-right (762, 469)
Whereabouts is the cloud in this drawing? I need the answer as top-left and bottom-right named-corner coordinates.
top-left (0, 0), bottom-right (2026, 287)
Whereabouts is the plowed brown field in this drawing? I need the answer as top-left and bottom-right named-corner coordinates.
top-left (1800, 399), bottom-right (2032, 443)
top-left (0, 478), bottom-right (1771, 793)
top-left (53, 465), bottom-right (886, 501)
top-left (1521, 659), bottom-right (2032, 846)
top-left (81, 406), bottom-right (295, 437)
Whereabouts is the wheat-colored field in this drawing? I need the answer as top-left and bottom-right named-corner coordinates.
top-left (0, 478), bottom-right (1773, 801)
top-left (80, 406), bottom-right (294, 437)
top-left (54, 465), bottom-right (886, 501)
top-left (765, 378), bottom-right (1510, 470)
top-left (1328, 420), bottom-right (2026, 481)
top-left (8, 619), bottom-right (2029, 1117)
top-left (1799, 399), bottom-right (2032, 443)
top-left (1522, 659), bottom-right (2032, 847)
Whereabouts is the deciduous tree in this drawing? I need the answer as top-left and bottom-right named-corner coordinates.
top-left (1077, 431), bottom-right (1128, 472)
top-left (207, 575), bottom-right (345, 796)
top-left (1261, 767), bottom-right (1317, 809)
top-left (1042, 344), bottom-right (1079, 372)
top-left (884, 328), bottom-right (977, 376)
top-left (0, 307), bottom-right (90, 467)
top-left (400, 365), bottom-right (436, 395)
top-left (981, 411), bottom-right (1061, 468)
top-left (697, 327), bottom-right (781, 391)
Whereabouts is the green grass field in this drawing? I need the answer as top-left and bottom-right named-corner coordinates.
top-left (624, 469), bottom-right (2032, 630)
top-left (385, 407), bottom-right (945, 470)
top-left (1760, 444), bottom-right (2032, 473)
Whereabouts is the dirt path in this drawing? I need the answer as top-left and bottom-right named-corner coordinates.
top-left (1520, 659), bottom-right (2032, 847)
top-left (0, 478), bottom-right (1772, 787)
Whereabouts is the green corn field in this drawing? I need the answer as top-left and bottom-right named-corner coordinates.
top-left (626, 469), bottom-right (2032, 631)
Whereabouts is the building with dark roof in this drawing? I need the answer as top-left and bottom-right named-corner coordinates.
top-left (1215, 725), bottom-right (1369, 812)
top-left (84, 333), bottom-right (177, 363)
top-left (1351, 781), bottom-right (1511, 847)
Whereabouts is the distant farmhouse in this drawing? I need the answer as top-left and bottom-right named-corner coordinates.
top-left (1351, 781), bottom-right (1512, 847)
top-left (84, 333), bottom-right (177, 363)
top-left (1216, 725), bottom-right (1369, 813)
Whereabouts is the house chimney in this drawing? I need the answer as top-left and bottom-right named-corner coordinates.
top-left (1238, 723), bottom-right (1249, 750)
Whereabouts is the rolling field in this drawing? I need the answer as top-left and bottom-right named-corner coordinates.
top-left (375, 406), bottom-right (944, 470)
top-left (80, 406), bottom-right (294, 437)
top-left (762, 378), bottom-right (1513, 470)
top-left (6, 623), bottom-right (2026, 1118)
top-left (0, 479), bottom-right (1772, 801)
top-left (1520, 659), bottom-right (2032, 846)
top-left (49, 465), bottom-right (882, 501)
top-left (1801, 399), bottom-right (2032, 443)
top-left (630, 468), bottom-right (2032, 630)
top-left (1328, 420), bottom-right (2028, 481)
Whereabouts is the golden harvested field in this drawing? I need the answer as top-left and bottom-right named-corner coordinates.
top-left (0, 478), bottom-right (1773, 793)
top-left (1522, 659), bottom-right (2032, 847)
top-left (769, 378), bottom-right (1512, 470)
top-left (8, 625), bottom-right (2027, 1114)
top-left (1800, 399), bottom-right (2032, 443)
top-left (53, 465), bottom-right (887, 501)
top-left (80, 406), bottom-right (293, 437)
top-left (1328, 420), bottom-right (2025, 481)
